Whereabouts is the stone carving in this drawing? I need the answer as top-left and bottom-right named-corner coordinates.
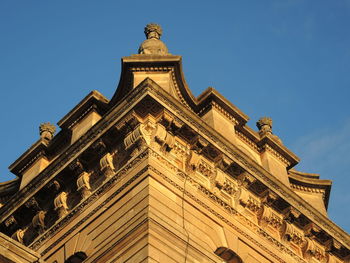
top-left (4, 215), bottom-right (17, 227)
top-left (39, 122), bottom-right (56, 141)
top-left (25, 197), bottom-right (41, 212)
top-left (261, 189), bottom-right (278, 206)
top-left (124, 119), bottom-right (156, 152)
top-left (256, 117), bottom-right (283, 144)
top-left (259, 205), bottom-right (283, 231)
top-left (283, 206), bottom-right (301, 223)
top-left (281, 221), bottom-right (305, 246)
top-left (11, 228), bottom-right (25, 243)
top-left (256, 117), bottom-right (273, 136)
top-left (32, 211), bottom-right (46, 234)
top-left (303, 238), bottom-right (326, 262)
top-left (138, 23), bottom-right (169, 55)
top-left (154, 124), bottom-right (174, 152)
top-left (186, 151), bottom-right (201, 172)
top-left (77, 172), bottom-right (91, 199)
top-left (99, 153), bottom-right (115, 178)
top-left (239, 189), bottom-right (261, 214)
top-left (54, 192), bottom-right (68, 219)
top-left (304, 222), bottom-right (321, 238)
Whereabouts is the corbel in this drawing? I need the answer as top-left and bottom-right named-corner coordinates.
top-left (99, 152), bottom-right (116, 178)
top-left (303, 222), bottom-right (321, 238)
top-left (215, 155), bottom-right (233, 172)
top-left (115, 110), bottom-right (140, 132)
top-left (4, 215), bottom-right (17, 229)
top-left (281, 221), bottom-right (305, 246)
top-left (47, 180), bottom-right (61, 193)
top-left (69, 159), bottom-right (85, 175)
top-left (32, 211), bottom-right (46, 234)
top-left (25, 197), bottom-right (41, 212)
top-left (54, 192), bottom-right (69, 219)
top-left (303, 238), bottom-right (327, 262)
top-left (260, 189), bottom-right (278, 207)
top-left (161, 110), bottom-right (184, 133)
top-left (77, 171), bottom-right (92, 199)
top-left (154, 123), bottom-right (175, 152)
top-left (259, 205), bottom-right (283, 231)
top-left (239, 189), bottom-right (261, 214)
top-left (237, 172), bottom-right (256, 187)
top-left (282, 206), bottom-right (301, 223)
top-left (11, 228), bottom-right (25, 244)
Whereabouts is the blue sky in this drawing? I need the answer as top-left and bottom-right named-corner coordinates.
top-left (0, 1), bottom-right (349, 232)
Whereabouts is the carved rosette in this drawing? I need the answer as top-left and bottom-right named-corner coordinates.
top-left (54, 192), bottom-right (68, 219)
top-left (77, 172), bottom-right (91, 199)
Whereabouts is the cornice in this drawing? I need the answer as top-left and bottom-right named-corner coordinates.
top-left (142, 82), bottom-right (350, 250)
top-left (9, 139), bottom-right (49, 177)
top-left (0, 78), bottom-right (348, 259)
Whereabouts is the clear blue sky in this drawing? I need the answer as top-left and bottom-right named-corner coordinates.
top-left (1, 1), bottom-right (349, 232)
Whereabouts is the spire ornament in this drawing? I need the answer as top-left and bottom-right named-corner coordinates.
top-left (138, 23), bottom-right (169, 55)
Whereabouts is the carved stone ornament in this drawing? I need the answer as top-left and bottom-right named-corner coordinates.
top-left (259, 205), bottom-right (283, 231)
top-left (138, 23), bottom-right (169, 55)
top-left (39, 122), bottom-right (56, 141)
top-left (257, 117), bottom-right (284, 145)
top-left (11, 228), bottom-right (25, 244)
top-left (281, 221), bottom-right (305, 246)
top-left (303, 238), bottom-right (326, 262)
top-left (256, 117), bottom-right (273, 136)
top-left (239, 189), bottom-right (261, 214)
top-left (32, 211), bottom-right (46, 234)
top-left (4, 215), bottom-right (17, 227)
top-left (54, 192), bottom-right (68, 219)
top-left (154, 124), bottom-right (174, 151)
top-left (99, 153), bottom-right (115, 178)
top-left (77, 172), bottom-right (91, 199)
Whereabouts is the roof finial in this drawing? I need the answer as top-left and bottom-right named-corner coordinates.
top-left (138, 23), bottom-right (169, 55)
top-left (144, 23), bottom-right (162, 40)
top-left (256, 117), bottom-right (283, 144)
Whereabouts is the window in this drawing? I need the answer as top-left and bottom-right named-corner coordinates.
top-left (65, 252), bottom-right (87, 263)
top-left (215, 247), bottom-right (243, 263)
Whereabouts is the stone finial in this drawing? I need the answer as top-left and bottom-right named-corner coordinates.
top-left (256, 117), bottom-right (273, 136)
top-left (39, 122), bottom-right (56, 141)
top-left (144, 23), bottom-right (162, 39)
top-left (138, 23), bottom-right (169, 55)
top-left (256, 117), bottom-right (283, 144)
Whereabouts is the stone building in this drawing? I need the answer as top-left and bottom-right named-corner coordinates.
top-left (0, 24), bottom-right (349, 263)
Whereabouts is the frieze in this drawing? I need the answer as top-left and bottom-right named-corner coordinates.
top-left (235, 129), bottom-right (260, 152)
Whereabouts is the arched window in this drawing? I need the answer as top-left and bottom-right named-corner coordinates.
top-left (65, 252), bottom-right (87, 263)
top-left (215, 247), bottom-right (243, 263)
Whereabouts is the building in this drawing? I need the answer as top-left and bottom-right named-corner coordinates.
top-left (0, 24), bottom-right (349, 263)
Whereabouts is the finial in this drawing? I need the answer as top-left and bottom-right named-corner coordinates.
top-left (256, 117), bottom-right (273, 136)
top-left (39, 122), bottom-right (56, 141)
top-left (138, 23), bottom-right (169, 55)
top-left (256, 117), bottom-right (283, 144)
top-left (144, 23), bottom-right (162, 40)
